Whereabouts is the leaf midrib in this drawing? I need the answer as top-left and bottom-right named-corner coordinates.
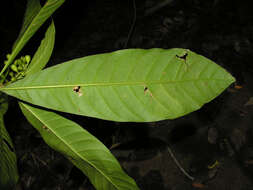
top-left (2, 78), bottom-right (231, 90)
top-left (22, 103), bottom-right (120, 190)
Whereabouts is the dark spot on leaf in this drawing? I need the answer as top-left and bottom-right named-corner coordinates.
top-left (3, 138), bottom-right (14, 152)
top-left (73, 86), bottom-right (83, 97)
top-left (73, 86), bottom-right (81, 93)
top-left (42, 125), bottom-right (50, 132)
top-left (144, 86), bottom-right (153, 97)
top-left (176, 52), bottom-right (189, 71)
top-left (176, 52), bottom-right (188, 61)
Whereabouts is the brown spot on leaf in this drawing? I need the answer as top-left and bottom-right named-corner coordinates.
top-left (144, 86), bottom-right (153, 97)
top-left (42, 125), bottom-right (50, 132)
top-left (176, 51), bottom-right (189, 71)
top-left (73, 86), bottom-right (81, 92)
top-left (73, 86), bottom-right (83, 97)
top-left (144, 86), bottom-right (148, 93)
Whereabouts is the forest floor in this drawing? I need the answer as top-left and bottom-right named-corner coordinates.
top-left (1, 0), bottom-right (253, 189)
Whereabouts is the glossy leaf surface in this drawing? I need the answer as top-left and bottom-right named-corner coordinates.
top-left (2, 49), bottom-right (235, 122)
top-left (20, 103), bottom-right (139, 190)
top-left (0, 93), bottom-right (18, 189)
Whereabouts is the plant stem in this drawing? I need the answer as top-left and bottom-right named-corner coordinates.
top-left (145, 0), bottom-right (174, 16)
top-left (124, 0), bottom-right (136, 48)
top-left (167, 145), bottom-right (195, 181)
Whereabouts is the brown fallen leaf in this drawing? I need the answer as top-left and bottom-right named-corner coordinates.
top-left (244, 97), bottom-right (253, 106)
top-left (192, 182), bottom-right (205, 188)
top-left (244, 160), bottom-right (253, 165)
top-left (234, 85), bottom-right (243, 89)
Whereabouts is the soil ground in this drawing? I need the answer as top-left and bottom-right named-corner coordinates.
top-left (1, 0), bottom-right (253, 189)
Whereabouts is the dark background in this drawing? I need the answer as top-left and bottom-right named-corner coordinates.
top-left (1, 0), bottom-right (253, 189)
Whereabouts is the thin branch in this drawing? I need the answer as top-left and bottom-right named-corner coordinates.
top-left (124, 0), bottom-right (137, 48)
top-left (145, 0), bottom-right (174, 16)
top-left (167, 145), bottom-right (195, 181)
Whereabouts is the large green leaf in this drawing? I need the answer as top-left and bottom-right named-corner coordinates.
top-left (18, 17), bottom-right (138, 189)
top-left (19, 103), bottom-right (139, 190)
top-left (0, 93), bottom-right (19, 189)
top-left (0, 0), bottom-right (65, 76)
top-left (1, 48), bottom-right (235, 122)
top-left (25, 20), bottom-right (56, 75)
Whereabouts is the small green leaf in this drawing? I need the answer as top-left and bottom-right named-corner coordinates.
top-left (19, 102), bottom-right (139, 190)
top-left (12, 0), bottom-right (41, 50)
top-left (1, 48), bottom-right (235, 122)
top-left (0, 93), bottom-right (19, 189)
top-left (25, 20), bottom-right (56, 75)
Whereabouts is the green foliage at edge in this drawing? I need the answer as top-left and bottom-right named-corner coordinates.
top-left (0, 93), bottom-right (19, 189)
top-left (0, 0), bottom-right (65, 76)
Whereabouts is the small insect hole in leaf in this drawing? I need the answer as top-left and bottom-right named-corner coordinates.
top-left (144, 86), bottom-right (153, 97)
top-left (73, 86), bottom-right (83, 97)
top-left (176, 51), bottom-right (189, 71)
top-left (144, 86), bottom-right (148, 93)
top-left (42, 125), bottom-right (50, 132)
top-left (176, 52), bottom-right (188, 61)
top-left (73, 86), bottom-right (80, 92)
